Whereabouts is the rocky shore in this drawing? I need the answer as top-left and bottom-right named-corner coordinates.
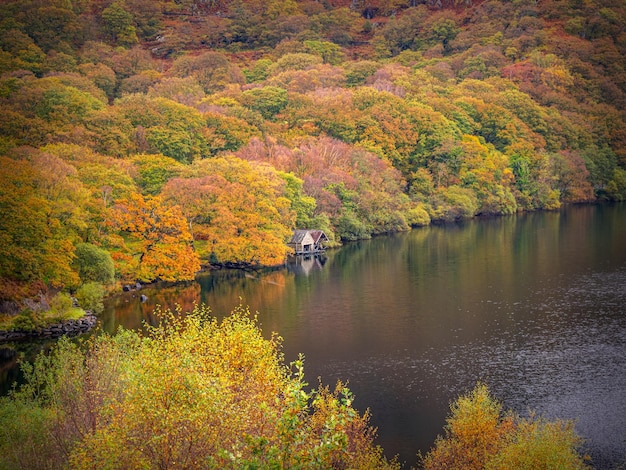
top-left (0, 312), bottom-right (98, 342)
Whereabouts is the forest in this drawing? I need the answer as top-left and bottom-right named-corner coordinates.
top-left (1, 0), bottom-right (625, 309)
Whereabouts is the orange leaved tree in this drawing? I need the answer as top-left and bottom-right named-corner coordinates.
top-left (109, 192), bottom-right (200, 282)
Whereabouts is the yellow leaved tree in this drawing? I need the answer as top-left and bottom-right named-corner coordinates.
top-left (0, 305), bottom-right (398, 470)
top-left (422, 383), bottom-right (590, 470)
top-left (162, 156), bottom-right (295, 266)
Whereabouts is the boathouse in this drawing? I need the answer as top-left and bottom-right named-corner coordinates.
top-left (288, 229), bottom-right (329, 255)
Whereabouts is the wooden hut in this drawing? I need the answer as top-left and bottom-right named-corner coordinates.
top-left (288, 229), bottom-right (329, 255)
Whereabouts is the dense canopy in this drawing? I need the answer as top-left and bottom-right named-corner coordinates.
top-left (0, 0), bottom-right (624, 302)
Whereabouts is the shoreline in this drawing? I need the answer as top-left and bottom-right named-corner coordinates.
top-left (1, 202), bottom-right (620, 344)
top-left (0, 311), bottom-right (98, 343)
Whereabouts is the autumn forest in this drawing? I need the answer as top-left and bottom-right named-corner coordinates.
top-left (1, 0), bottom-right (625, 306)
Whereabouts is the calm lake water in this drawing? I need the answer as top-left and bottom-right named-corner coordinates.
top-left (3, 203), bottom-right (626, 468)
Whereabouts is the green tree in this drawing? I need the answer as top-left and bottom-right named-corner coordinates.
top-left (429, 185), bottom-right (479, 222)
top-left (344, 60), bottom-right (379, 87)
top-left (428, 16), bottom-right (459, 53)
top-left (279, 172), bottom-right (316, 228)
top-left (131, 154), bottom-right (183, 195)
top-left (0, 29), bottom-right (45, 73)
top-left (147, 76), bottom-right (205, 105)
top-left (5, 77), bottom-right (105, 136)
top-left (78, 63), bottom-right (117, 101)
top-left (241, 86), bottom-right (289, 119)
top-left (605, 167), bottom-right (626, 201)
top-left (24, 5), bottom-right (83, 53)
top-left (376, 6), bottom-right (429, 56)
top-left (126, 0), bottom-right (162, 39)
top-left (204, 112), bottom-right (262, 154)
top-left (83, 107), bottom-right (135, 157)
top-left (243, 58), bottom-right (274, 83)
top-left (115, 95), bottom-right (211, 162)
top-left (73, 243), bottom-right (115, 285)
top-left (144, 126), bottom-right (200, 164)
top-left (310, 7), bottom-right (361, 45)
top-left (40, 50), bottom-right (78, 74)
top-left (267, 53), bottom-right (323, 76)
top-left (101, 0), bottom-right (138, 47)
top-left (303, 40), bottom-right (344, 65)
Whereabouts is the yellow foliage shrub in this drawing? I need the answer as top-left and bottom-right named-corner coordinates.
top-left (422, 383), bottom-right (590, 470)
top-left (0, 305), bottom-right (398, 470)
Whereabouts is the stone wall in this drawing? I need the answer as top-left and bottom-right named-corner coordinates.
top-left (0, 313), bottom-right (98, 342)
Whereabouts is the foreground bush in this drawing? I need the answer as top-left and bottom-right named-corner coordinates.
top-left (421, 383), bottom-right (590, 470)
top-left (0, 305), bottom-right (398, 470)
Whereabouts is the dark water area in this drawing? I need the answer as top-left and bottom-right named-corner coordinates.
top-left (2, 203), bottom-right (626, 468)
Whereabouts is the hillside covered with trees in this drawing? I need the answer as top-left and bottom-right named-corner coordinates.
top-left (1, 0), bottom-right (625, 306)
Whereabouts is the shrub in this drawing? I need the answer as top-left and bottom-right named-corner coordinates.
top-left (0, 397), bottom-right (58, 468)
top-left (73, 243), bottom-right (115, 285)
top-left (487, 414), bottom-right (590, 470)
top-left (0, 305), bottom-right (399, 470)
top-left (406, 204), bottom-right (431, 227)
top-left (75, 282), bottom-right (105, 314)
top-left (10, 309), bottom-right (43, 332)
top-left (422, 383), bottom-right (590, 470)
top-left (429, 186), bottom-right (479, 222)
top-left (48, 292), bottom-right (73, 316)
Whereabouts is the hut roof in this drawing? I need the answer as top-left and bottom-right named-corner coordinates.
top-left (289, 229), bottom-right (311, 244)
top-left (288, 229), bottom-right (328, 245)
top-left (308, 230), bottom-right (329, 244)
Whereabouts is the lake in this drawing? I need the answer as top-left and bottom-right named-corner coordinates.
top-left (3, 203), bottom-right (626, 468)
